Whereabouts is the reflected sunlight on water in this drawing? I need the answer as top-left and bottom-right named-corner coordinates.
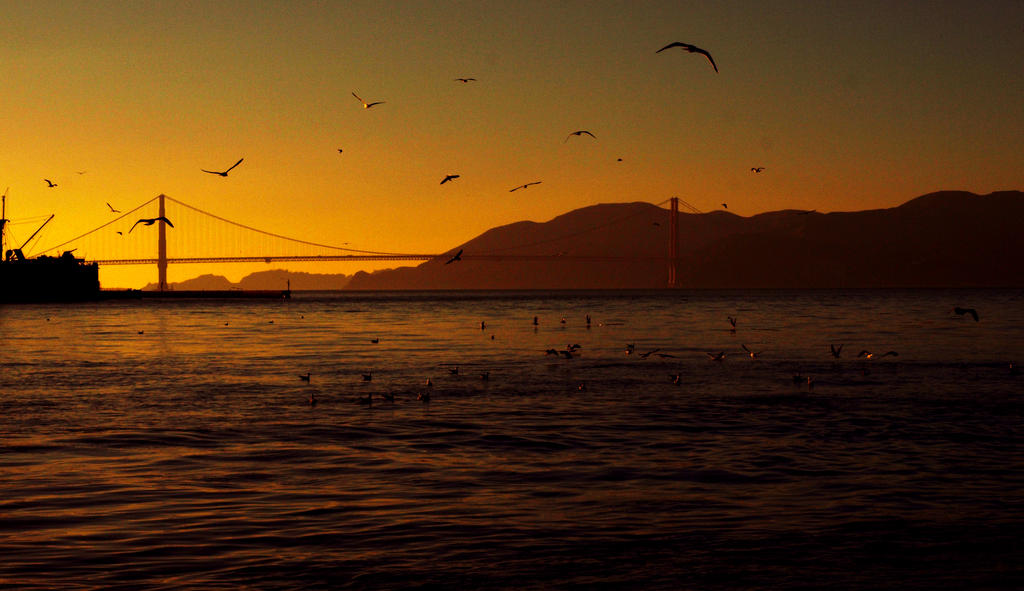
top-left (2, 289), bottom-right (1023, 589)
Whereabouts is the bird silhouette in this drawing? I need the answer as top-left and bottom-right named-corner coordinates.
top-left (656, 42), bottom-right (719, 72)
top-left (299, 373), bottom-right (311, 382)
top-left (728, 316), bottom-right (737, 332)
top-left (44, 179), bottom-right (57, 188)
top-left (857, 350), bottom-right (898, 359)
top-left (639, 348), bottom-right (661, 359)
top-left (707, 351), bottom-right (726, 362)
top-left (106, 202), bottom-right (121, 213)
top-left (830, 344), bottom-right (844, 359)
top-left (741, 344), bottom-right (763, 359)
top-left (441, 174), bottom-right (460, 185)
top-left (129, 217), bottom-right (174, 233)
top-left (722, 203), bottom-right (728, 209)
top-left (509, 181), bottom-right (542, 192)
top-left (454, 77), bottom-right (477, 83)
top-left (952, 306), bottom-right (979, 322)
top-left (445, 249), bottom-right (463, 264)
top-left (352, 92), bottom-right (385, 109)
top-left (751, 167), bottom-right (765, 173)
top-left (202, 158), bottom-right (244, 177)
top-left (565, 130), bottom-right (596, 142)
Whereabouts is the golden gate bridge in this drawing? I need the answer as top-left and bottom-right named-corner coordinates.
top-left (32, 194), bottom-right (698, 289)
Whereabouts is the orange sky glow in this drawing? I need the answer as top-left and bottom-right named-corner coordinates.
top-left (1, 1), bottom-right (1021, 288)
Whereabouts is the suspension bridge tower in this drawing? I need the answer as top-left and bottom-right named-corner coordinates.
top-left (157, 194), bottom-right (168, 291)
top-left (668, 197), bottom-right (679, 287)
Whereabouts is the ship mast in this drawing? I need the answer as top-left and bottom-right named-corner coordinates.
top-left (1, 187), bottom-right (7, 258)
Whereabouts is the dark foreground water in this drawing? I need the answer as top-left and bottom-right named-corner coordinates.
top-left (2, 289), bottom-right (1022, 590)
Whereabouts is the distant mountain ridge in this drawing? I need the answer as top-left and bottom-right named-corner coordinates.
top-left (144, 269), bottom-right (350, 291)
top-left (345, 190), bottom-right (1024, 289)
top-left (154, 191), bottom-right (1023, 290)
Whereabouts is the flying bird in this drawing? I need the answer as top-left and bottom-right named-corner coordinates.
top-left (76, 171), bottom-right (87, 175)
top-left (741, 344), bottom-right (763, 359)
top-left (129, 216), bottom-right (174, 233)
top-left (352, 92), bottom-right (385, 109)
top-left (656, 42), bottom-right (719, 72)
top-left (106, 202), bottom-right (120, 213)
top-left (727, 316), bottom-right (737, 332)
top-left (830, 344), bottom-right (844, 359)
top-left (44, 179), bottom-right (57, 188)
top-left (509, 181), bottom-right (542, 192)
top-left (707, 351), bottom-right (726, 362)
top-left (445, 249), bottom-right (463, 264)
top-left (454, 77), bottom-right (477, 83)
top-left (202, 158), bottom-right (244, 177)
top-left (952, 306), bottom-right (979, 322)
top-left (565, 130), bottom-right (596, 142)
top-left (722, 203), bottom-right (728, 209)
top-left (440, 174), bottom-right (460, 185)
top-left (751, 167), bottom-right (765, 173)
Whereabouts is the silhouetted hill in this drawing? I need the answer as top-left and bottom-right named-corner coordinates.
top-left (346, 190), bottom-right (1024, 289)
top-left (143, 269), bottom-right (351, 291)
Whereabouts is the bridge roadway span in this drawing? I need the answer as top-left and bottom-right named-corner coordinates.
top-left (89, 254), bottom-right (667, 265)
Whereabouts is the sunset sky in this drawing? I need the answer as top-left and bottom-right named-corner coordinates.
top-left (2, 0), bottom-right (1021, 288)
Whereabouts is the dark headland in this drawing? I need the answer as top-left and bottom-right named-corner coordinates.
top-left (159, 190), bottom-right (1024, 291)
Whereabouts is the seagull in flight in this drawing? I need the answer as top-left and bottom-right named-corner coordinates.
top-left (445, 249), bottom-right (463, 264)
top-left (441, 174), bottom-right (460, 185)
top-left (509, 181), bottom-right (542, 192)
top-left (129, 216), bottom-right (174, 233)
top-left (44, 179), bottom-right (58, 188)
top-left (656, 42), bottom-right (719, 72)
top-left (106, 202), bottom-right (121, 213)
top-left (751, 167), bottom-right (765, 173)
top-left (352, 92), bottom-right (385, 109)
top-left (565, 130), bottom-right (596, 142)
top-left (741, 344), bottom-right (763, 359)
top-left (202, 158), bottom-right (244, 177)
top-left (830, 344), bottom-right (844, 359)
top-left (952, 306), bottom-right (979, 322)
top-left (454, 77), bottom-right (477, 83)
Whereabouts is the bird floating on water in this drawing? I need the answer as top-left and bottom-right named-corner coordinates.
top-left (565, 130), bottom-right (596, 142)
top-left (299, 373), bottom-right (311, 382)
top-left (510, 181), bottom-right (542, 192)
top-left (857, 350), bottom-right (898, 359)
top-left (656, 42), bottom-right (718, 72)
top-left (352, 92), bottom-right (385, 109)
top-left (952, 306), bottom-right (979, 322)
top-left (202, 158), bottom-right (244, 177)
top-left (129, 217), bottom-right (174, 233)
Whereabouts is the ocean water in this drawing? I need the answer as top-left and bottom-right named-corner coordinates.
top-left (1, 289), bottom-right (1022, 590)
